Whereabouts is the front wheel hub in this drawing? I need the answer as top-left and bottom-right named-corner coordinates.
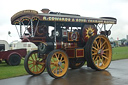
top-left (98, 49), bottom-right (104, 55)
top-left (58, 61), bottom-right (62, 66)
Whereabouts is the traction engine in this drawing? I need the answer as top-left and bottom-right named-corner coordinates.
top-left (11, 8), bottom-right (117, 78)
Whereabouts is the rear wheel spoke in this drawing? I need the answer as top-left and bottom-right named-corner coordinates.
top-left (99, 38), bottom-right (102, 48)
top-left (92, 52), bottom-right (97, 56)
top-left (102, 55), bottom-right (108, 60)
top-left (92, 46), bottom-right (98, 51)
top-left (94, 40), bottom-right (99, 49)
top-left (97, 60), bottom-right (99, 66)
top-left (100, 58), bottom-right (104, 66)
top-left (101, 41), bottom-right (106, 48)
top-left (103, 49), bottom-right (109, 52)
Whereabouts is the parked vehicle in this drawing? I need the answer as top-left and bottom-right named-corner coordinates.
top-left (11, 9), bottom-right (117, 78)
top-left (0, 40), bottom-right (27, 66)
top-left (10, 41), bottom-right (37, 51)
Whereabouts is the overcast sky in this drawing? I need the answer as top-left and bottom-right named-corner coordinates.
top-left (0, 0), bottom-right (128, 43)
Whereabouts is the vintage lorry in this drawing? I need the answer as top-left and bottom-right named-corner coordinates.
top-left (11, 9), bottom-right (117, 78)
top-left (0, 40), bottom-right (27, 66)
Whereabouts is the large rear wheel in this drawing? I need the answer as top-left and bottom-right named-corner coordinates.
top-left (24, 50), bottom-right (46, 75)
top-left (85, 35), bottom-right (112, 70)
top-left (46, 49), bottom-right (69, 78)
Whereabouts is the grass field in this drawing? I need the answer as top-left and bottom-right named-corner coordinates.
top-left (112, 46), bottom-right (128, 60)
top-left (0, 59), bottom-right (27, 79)
top-left (0, 46), bottom-right (128, 79)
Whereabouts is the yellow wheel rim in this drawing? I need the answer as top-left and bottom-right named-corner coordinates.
top-left (50, 51), bottom-right (68, 77)
top-left (92, 35), bottom-right (112, 69)
top-left (28, 51), bottom-right (45, 74)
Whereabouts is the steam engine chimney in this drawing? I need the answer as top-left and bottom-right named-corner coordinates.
top-left (41, 8), bottom-right (50, 14)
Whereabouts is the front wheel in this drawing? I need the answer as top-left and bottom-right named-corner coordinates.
top-left (85, 35), bottom-right (112, 71)
top-left (46, 49), bottom-right (69, 78)
top-left (24, 50), bottom-right (46, 76)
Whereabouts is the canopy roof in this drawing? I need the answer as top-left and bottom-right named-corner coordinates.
top-left (11, 10), bottom-right (117, 25)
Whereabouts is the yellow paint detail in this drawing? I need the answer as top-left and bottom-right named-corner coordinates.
top-left (43, 17), bottom-right (47, 20)
top-left (91, 35), bottom-right (112, 70)
top-left (27, 51), bottom-right (45, 74)
top-left (76, 49), bottom-right (84, 58)
top-left (85, 26), bottom-right (95, 38)
top-left (50, 51), bottom-right (68, 77)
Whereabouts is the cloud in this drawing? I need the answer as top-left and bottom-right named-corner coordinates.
top-left (0, 24), bottom-right (20, 43)
top-left (0, 0), bottom-right (128, 43)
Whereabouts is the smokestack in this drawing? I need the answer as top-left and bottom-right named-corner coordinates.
top-left (41, 8), bottom-right (50, 14)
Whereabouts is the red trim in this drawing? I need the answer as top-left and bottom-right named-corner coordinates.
top-left (76, 49), bottom-right (84, 57)
top-left (66, 49), bottom-right (75, 58)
